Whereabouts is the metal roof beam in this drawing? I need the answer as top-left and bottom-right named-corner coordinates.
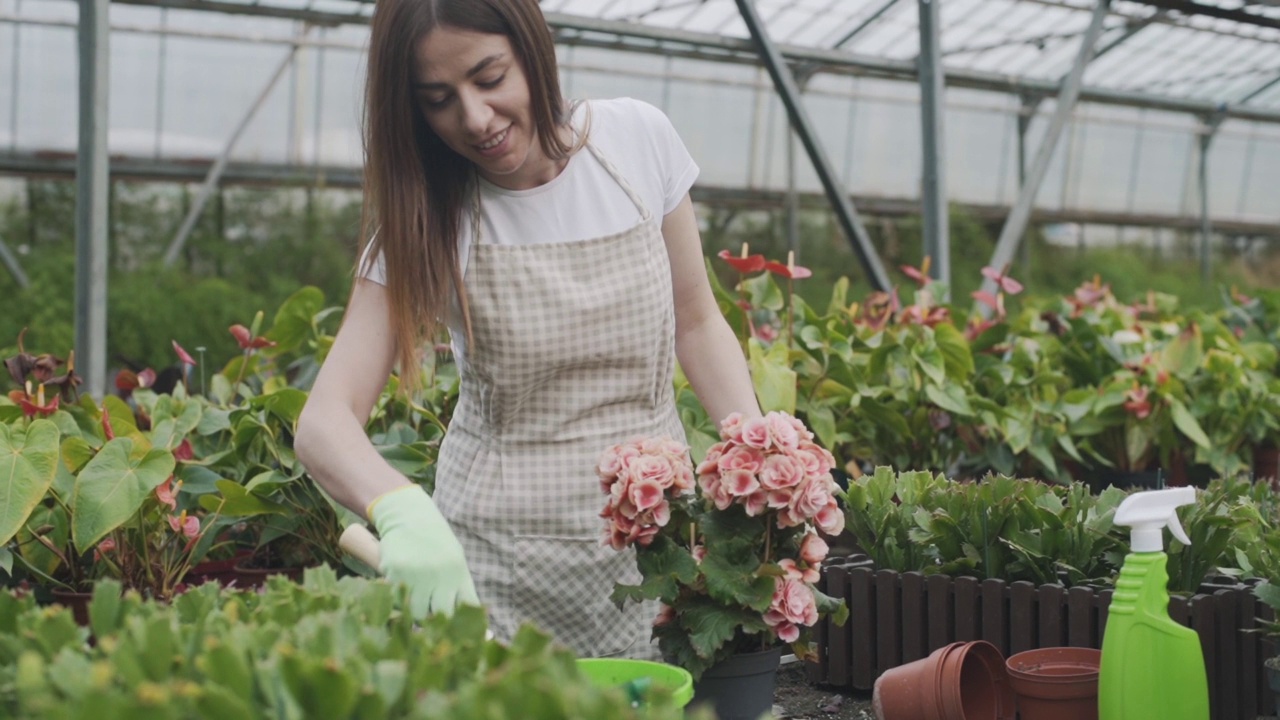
top-left (1239, 71), bottom-right (1280, 104)
top-left (734, 0), bottom-right (891, 291)
top-left (827, 0), bottom-right (901, 49)
top-left (1127, 0), bottom-right (1280, 31)
top-left (64, 0), bottom-right (1280, 124)
top-left (981, 0), bottom-right (1112, 306)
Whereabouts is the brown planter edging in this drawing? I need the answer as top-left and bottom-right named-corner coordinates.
top-left (809, 557), bottom-right (1276, 720)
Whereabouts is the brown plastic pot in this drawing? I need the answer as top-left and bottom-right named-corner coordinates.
top-left (872, 641), bottom-right (1015, 720)
top-left (1006, 647), bottom-right (1101, 720)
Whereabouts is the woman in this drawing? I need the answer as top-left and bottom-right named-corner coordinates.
top-left (295, 0), bottom-right (760, 660)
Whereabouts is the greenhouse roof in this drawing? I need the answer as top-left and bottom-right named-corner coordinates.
top-left (105, 0), bottom-right (1280, 122)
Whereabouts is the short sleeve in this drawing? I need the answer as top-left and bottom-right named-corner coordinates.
top-left (629, 99), bottom-right (699, 216)
top-left (357, 238), bottom-right (387, 286)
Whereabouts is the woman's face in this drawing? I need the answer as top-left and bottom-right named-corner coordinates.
top-left (413, 28), bottom-right (556, 190)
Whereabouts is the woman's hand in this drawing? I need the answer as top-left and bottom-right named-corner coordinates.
top-left (369, 484), bottom-right (479, 618)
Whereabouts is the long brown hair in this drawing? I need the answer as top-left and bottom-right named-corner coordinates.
top-left (360, 0), bottom-right (575, 390)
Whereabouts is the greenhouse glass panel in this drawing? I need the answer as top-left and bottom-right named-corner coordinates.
top-left (15, 25), bottom-right (76, 152)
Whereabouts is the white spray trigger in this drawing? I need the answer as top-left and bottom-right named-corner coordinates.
top-left (1166, 512), bottom-right (1191, 546)
top-left (1114, 487), bottom-right (1197, 553)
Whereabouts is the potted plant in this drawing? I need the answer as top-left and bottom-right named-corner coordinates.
top-left (600, 411), bottom-right (847, 720)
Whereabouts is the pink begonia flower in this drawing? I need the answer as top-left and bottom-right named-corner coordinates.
top-left (798, 440), bottom-right (836, 476)
top-left (672, 463), bottom-right (695, 492)
top-left (759, 454), bottom-right (806, 490)
top-left (816, 500), bottom-right (845, 536)
top-left (773, 621), bottom-right (800, 643)
top-left (597, 444), bottom-right (624, 482)
top-left (722, 469), bottom-right (760, 498)
top-left (658, 438), bottom-right (688, 461)
top-left (633, 455), bottom-right (677, 490)
top-left (740, 416), bottom-right (772, 449)
top-left (156, 477), bottom-right (179, 510)
top-left (766, 488), bottom-right (795, 510)
top-left (696, 443), bottom-right (725, 476)
top-left (169, 512), bottom-right (199, 539)
top-left (719, 413), bottom-right (747, 443)
top-left (778, 558), bottom-right (819, 584)
top-left (654, 603), bottom-right (676, 627)
top-left (791, 476), bottom-right (831, 520)
top-left (743, 490), bottom-right (769, 517)
top-left (765, 412), bottom-right (801, 452)
top-left (800, 532), bottom-right (829, 566)
top-left (718, 445), bottom-right (765, 475)
top-left (629, 478), bottom-right (665, 512)
top-left (775, 577), bottom-right (819, 626)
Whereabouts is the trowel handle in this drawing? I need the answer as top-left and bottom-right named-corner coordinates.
top-left (339, 524), bottom-right (382, 570)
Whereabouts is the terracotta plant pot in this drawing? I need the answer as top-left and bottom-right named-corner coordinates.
top-left (1006, 647), bottom-right (1101, 720)
top-left (872, 640), bottom-right (1015, 720)
top-left (232, 560), bottom-right (306, 589)
top-left (50, 588), bottom-right (93, 627)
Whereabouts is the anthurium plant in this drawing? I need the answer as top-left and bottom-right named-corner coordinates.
top-left (602, 411), bottom-right (848, 680)
top-left (0, 569), bottom-right (702, 719)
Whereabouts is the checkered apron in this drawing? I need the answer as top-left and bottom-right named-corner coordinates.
top-left (432, 142), bottom-right (684, 659)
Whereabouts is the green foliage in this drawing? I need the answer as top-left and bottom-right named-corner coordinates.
top-left (844, 469), bottom-right (1275, 594)
top-left (0, 570), bottom-right (699, 719)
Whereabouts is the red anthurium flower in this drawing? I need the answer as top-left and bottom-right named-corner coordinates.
top-left (1124, 386), bottom-right (1152, 420)
top-left (717, 243), bottom-right (766, 274)
top-left (174, 439), bottom-right (194, 462)
top-left (9, 382), bottom-right (58, 418)
top-left (764, 260), bottom-right (813, 279)
top-left (980, 265), bottom-right (1024, 295)
top-left (93, 537), bottom-right (116, 562)
top-left (753, 323), bottom-right (778, 343)
top-left (765, 251), bottom-right (813, 280)
top-left (115, 368), bottom-right (156, 392)
top-left (101, 403), bottom-right (115, 441)
top-left (172, 340), bottom-right (197, 366)
top-left (965, 317), bottom-right (998, 342)
top-left (229, 324), bottom-right (276, 350)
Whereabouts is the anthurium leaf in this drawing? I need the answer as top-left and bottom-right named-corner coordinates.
top-left (1169, 399), bottom-right (1211, 449)
top-left (1255, 581), bottom-right (1280, 612)
top-left (0, 547), bottom-right (11, 577)
top-left (203, 479), bottom-right (289, 517)
top-left (0, 419), bottom-right (61, 545)
top-left (266, 285), bottom-right (327, 355)
top-left (924, 383), bottom-right (973, 417)
top-left (1160, 323), bottom-right (1204, 381)
top-left (60, 436), bottom-right (95, 474)
top-left (934, 323), bottom-right (974, 378)
top-left (748, 339), bottom-right (796, 414)
top-left (71, 438), bottom-right (175, 550)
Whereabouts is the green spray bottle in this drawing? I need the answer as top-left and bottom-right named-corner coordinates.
top-left (1098, 487), bottom-right (1209, 720)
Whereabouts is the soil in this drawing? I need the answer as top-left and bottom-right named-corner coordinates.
top-left (773, 660), bottom-right (874, 719)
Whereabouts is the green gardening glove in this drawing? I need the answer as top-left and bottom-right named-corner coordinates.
top-left (368, 484), bottom-right (479, 618)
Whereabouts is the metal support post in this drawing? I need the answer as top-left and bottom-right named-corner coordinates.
top-left (162, 43), bottom-right (302, 266)
top-left (917, 0), bottom-right (948, 294)
top-left (75, 0), bottom-right (110, 399)
top-left (1198, 113), bottom-right (1224, 284)
top-left (1016, 95), bottom-right (1041, 276)
top-left (786, 128), bottom-right (799, 256)
top-left (734, 0), bottom-right (891, 291)
top-left (0, 239), bottom-right (30, 288)
top-left (979, 0), bottom-right (1111, 305)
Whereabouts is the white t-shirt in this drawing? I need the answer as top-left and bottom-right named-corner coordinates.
top-left (361, 97), bottom-right (699, 358)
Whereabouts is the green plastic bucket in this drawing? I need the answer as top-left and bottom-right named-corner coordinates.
top-left (576, 658), bottom-right (694, 708)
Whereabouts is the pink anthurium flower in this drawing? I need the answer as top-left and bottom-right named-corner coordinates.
top-left (168, 511), bottom-right (199, 539)
top-left (172, 340), bottom-right (197, 366)
top-left (980, 264), bottom-right (1024, 295)
top-left (901, 257), bottom-right (932, 287)
top-left (229, 324), bottom-right (276, 350)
